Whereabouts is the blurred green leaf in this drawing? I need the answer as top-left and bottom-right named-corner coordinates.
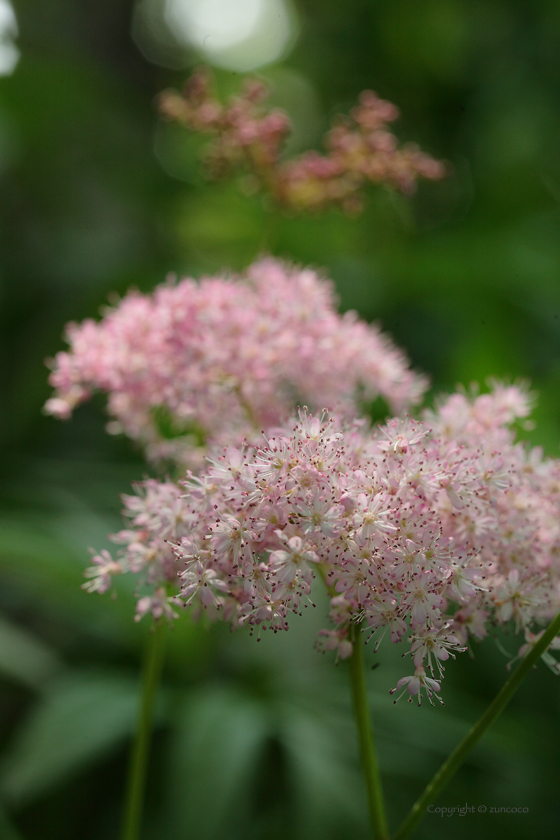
top-left (279, 703), bottom-right (365, 837)
top-left (0, 616), bottom-right (63, 692)
top-left (0, 802), bottom-right (26, 840)
top-left (0, 671), bottom-right (141, 805)
top-left (164, 686), bottom-right (271, 840)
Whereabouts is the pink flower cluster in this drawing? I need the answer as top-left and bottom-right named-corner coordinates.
top-left (45, 258), bottom-right (427, 465)
top-left (158, 70), bottom-right (445, 213)
top-left (85, 386), bottom-right (560, 704)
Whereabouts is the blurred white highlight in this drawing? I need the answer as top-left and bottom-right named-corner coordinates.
top-left (164, 0), bottom-right (294, 71)
top-left (0, 0), bottom-right (19, 76)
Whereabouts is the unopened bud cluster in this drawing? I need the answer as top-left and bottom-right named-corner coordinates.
top-left (158, 70), bottom-right (445, 213)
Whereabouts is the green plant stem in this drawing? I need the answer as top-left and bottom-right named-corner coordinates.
top-left (121, 622), bottom-right (166, 840)
top-left (394, 609), bottom-right (560, 840)
top-left (349, 623), bottom-right (389, 840)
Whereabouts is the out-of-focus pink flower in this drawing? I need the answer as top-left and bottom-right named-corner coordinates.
top-left (46, 258), bottom-right (427, 465)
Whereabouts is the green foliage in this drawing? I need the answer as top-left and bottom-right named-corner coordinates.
top-left (0, 617), bottom-right (63, 691)
top-left (0, 672), bottom-right (142, 805)
top-left (151, 405), bottom-right (206, 445)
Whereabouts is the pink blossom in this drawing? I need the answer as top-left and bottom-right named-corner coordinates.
top-left (390, 667), bottom-right (443, 707)
top-left (46, 259), bottom-right (427, 466)
top-left (77, 381), bottom-right (560, 700)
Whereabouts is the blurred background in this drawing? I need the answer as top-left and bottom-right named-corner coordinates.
top-left (1, 1), bottom-right (560, 838)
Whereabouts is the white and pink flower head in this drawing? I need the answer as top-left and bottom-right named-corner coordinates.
top-left (81, 390), bottom-right (560, 703)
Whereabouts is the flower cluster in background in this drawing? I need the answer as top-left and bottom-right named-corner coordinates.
top-left (158, 69), bottom-right (446, 213)
top-left (45, 258), bottom-right (427, 466)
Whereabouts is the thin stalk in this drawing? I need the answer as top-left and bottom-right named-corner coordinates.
top-left (394, 609), bottom-right (560, 840)
top-left (121, 621), bottom-right (166, 840)
top-left (348, 623), bottom-right (390, 840)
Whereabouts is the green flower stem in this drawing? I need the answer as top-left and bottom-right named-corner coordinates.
top-left (394, 609), bottom-right (560, 840)
top-left (349, 623), bottom-right (390, 840)
top-left (122, 621), bottom-right (166, 840)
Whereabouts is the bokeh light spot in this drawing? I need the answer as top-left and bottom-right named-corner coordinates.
top-left (0, 0), bottom-right (19, 76)
top-left (164, 0), bottom-right (296, 71)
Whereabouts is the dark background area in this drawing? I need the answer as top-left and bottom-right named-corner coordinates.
top-left (1, 1), bottom-right (560, 838)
